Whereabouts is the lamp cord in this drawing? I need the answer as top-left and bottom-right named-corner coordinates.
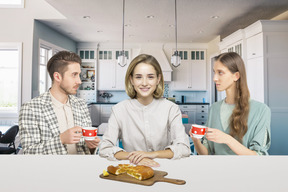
top-left (122, 0), bottom-right (125, 54)
top-left (175, 0), bottom-right (178, 52)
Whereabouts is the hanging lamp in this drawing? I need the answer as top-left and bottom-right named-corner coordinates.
top-left (171, 0), bottom-right (181, 67)
top-left (117, 0), bottom-right (127, 67)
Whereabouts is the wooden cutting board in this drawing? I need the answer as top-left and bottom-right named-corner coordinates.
top-left (99, 170), bottom-right (186, 186)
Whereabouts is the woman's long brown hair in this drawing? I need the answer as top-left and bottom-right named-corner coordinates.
top-left (215, 52), bottom-right (250, 143)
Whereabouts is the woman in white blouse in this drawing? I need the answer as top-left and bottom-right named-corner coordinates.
top-left (99, 54), bottom-right (191, 167)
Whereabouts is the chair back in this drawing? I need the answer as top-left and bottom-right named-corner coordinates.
top-left (0, 125), bottom-right (19, 144)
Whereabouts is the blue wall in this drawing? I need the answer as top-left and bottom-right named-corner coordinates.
top-left (32, 20), bottom-right (77, 98)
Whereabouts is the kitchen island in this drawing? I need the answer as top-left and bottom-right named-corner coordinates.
top-left (1, 155), bottom-right (287, 192)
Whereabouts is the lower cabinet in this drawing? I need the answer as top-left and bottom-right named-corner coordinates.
top-left (89, 104), bottom-right (114, 127)
top-left (100, 104), bottom-right (113, 123)
top-left (89, 104), bottom-right (101, 127)
top-left (179, 105), bottom-right (196, 124)
top-left (179, 104), bottom-right (208, 125)
top-left (90, 103), bottom-right (209, 129)
top-left (195, 105), bottom-right (208, 125)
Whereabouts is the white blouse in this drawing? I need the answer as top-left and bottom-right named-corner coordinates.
top-left (99, 98), bottom-right (191, 160)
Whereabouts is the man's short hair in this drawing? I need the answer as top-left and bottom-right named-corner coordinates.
top-left (47, 51), bottom-right (81, 81)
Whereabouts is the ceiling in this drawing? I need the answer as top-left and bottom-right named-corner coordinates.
top-left (41, 0), bottom-right (288, 44)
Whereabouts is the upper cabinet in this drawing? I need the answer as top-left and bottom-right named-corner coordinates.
top-left (244, 20), bottom-right (288, 104)
top-left (246, 33), bottom-right (263, 59)
top-left (79, 49), bottom-right (96, 60)
top-left (219, 29), bottom-right (245, 58)
top-left (245, 20), bottom-right (288, 155)
top-left (171, 50), bottom-right (207, 91)
top-left (77, 49), bottom-right (97, 103)
top-left (98, 50), bottom-right (130, 91)
top-left (219, 20), bottom-right (288, 103)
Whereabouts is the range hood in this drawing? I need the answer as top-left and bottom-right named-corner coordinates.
top-left (139, 48), bottom-right (173, 82)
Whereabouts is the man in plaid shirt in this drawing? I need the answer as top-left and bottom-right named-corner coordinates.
top-left (19, 51), bottom-right (100, 154)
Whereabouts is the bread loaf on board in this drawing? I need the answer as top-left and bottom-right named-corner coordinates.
top-left (107, 164), bottom-right (154, 181)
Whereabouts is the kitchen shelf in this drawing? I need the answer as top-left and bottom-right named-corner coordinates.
top-left (76, 48), bottom-right (97, 102)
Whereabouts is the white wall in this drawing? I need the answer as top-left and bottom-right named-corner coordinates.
top-left (0, 0), bottom-right (65, 104)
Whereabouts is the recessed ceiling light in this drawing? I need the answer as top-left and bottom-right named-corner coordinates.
top-left (97, 30), bottom-right (103, 33)
top-left (146, 15), bottom-right (154, 19)
top-left (211, 16), bottom-right (219, 19)
top-left (169, 24), bottom-right (174, 27)
top-left (125, 24), bottom-right (131, 27)
top-left (83, 16), bottom-right (91, 19)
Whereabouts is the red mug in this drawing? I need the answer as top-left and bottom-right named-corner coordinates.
top-left (191, 124), bottom-right (206, 139)
top-left (82, 127), bottom-right (98, 140)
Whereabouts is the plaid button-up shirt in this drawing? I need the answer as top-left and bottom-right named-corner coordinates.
top-left (19, 91), bottom-right (92, 154)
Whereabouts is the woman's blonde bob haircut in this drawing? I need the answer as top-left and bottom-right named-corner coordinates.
top-left (125, 54), bottom-right (164, 99)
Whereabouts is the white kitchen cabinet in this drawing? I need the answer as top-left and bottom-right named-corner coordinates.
top-left (219, 29), bottom-right (245, 57)
top-left (244, 20), bottom-right (288, 104)
top-left (190, 60), bottom-right (206, 90)
top-left (246, 33), bottom-right (263, 59)
top-left (244, 20), bottom-right (288, 155)
top-left (228, 41), bottom-right (243, 57)
top-left (79, 49), bottom-right (96, 60)
top-left (98, 50), bottom-right (130, 91)
top-left (171, 50), bottom-right (206, 91)
top-left (77, 49), bottom-right (97, 103)
top-left (171, 60), bottom-right (189, 90)
top-left (246, 57), bottom-right (264, 102)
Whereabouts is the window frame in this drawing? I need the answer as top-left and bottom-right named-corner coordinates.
top-left (38, 39), bottom-right (66, 95)
top-left (0, 42), bottom-right (22, 118)
top-left (0, 0), bottom-right (25, 8)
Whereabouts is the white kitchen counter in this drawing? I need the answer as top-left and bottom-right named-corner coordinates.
top-left (1, 155), bottom-right (287, 192)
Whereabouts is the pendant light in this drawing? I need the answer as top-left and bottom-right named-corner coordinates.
top-left (117, 0), bottom-right (127, 67)
top-left (171, 0), bottom-right (181, 67)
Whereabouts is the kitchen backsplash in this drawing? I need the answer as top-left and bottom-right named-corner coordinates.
top-left (164, 83), bottom-right (209, 103)
top-left (96, 83), bottom-right (209, 103)
top-left (97, 91), bottom-right (129, 103)
top-left (170, 91), bottom-right (209, 103)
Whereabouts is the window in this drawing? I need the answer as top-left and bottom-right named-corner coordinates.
top-left (39, 40), bottom-right (65, 95)
top-left (0, 0), bottom-right (24, 8)
top-left (0, 43), bottom-right (22, 115)
top-left (39, 47), bottom-right (52, 95)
